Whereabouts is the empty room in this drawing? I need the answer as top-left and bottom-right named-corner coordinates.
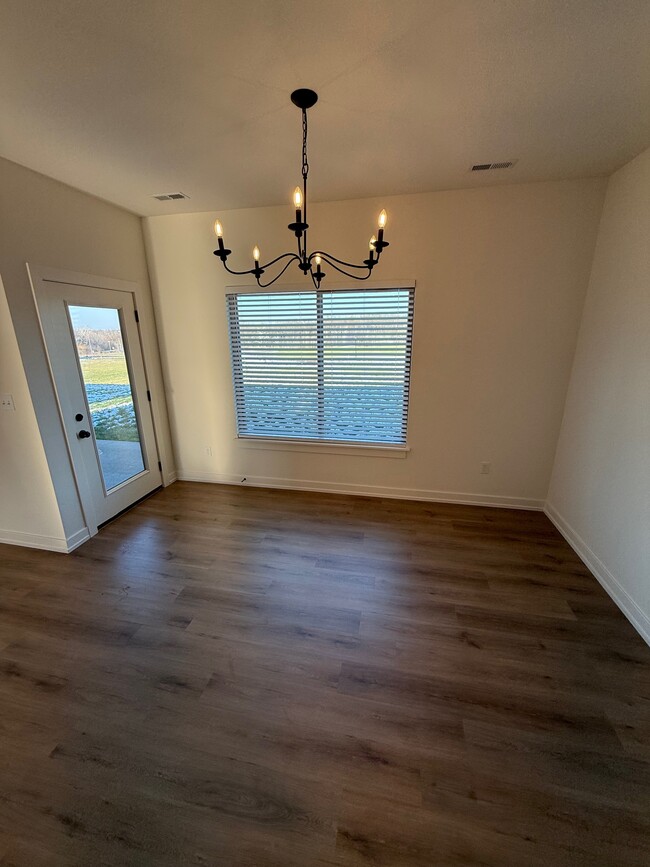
top-left (0, 1), bottom-right (649, 864)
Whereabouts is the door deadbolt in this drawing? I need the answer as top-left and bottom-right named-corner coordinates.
top-left (75, 413), bottom-right (84, 421)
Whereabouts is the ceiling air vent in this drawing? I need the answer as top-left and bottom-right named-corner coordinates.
top-left (471, 160), bottom-right (518, 172)
top-left (153, 192), bottom-right (190, 201)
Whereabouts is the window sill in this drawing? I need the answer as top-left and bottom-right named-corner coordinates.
top-left (235, 436), bottom-right (410, 459)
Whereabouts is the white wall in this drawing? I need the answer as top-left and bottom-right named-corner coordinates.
top-left (547, 147), bottom-right (650, 641)
top-left (0, 274), bottom-right (66, 548)
top-left (145, 177), bottom-right (605, 508)
top-left (0, 157), bottom-right (174, 550)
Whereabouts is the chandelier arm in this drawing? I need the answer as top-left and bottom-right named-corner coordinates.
top-left (222, 252), bottom-right (299, 277)
top-left (255, 256), bottom-right (301, 289)
top-left (309, 250), bottom-right (371, 271)
top-left (317, 254), bottom-right (373, 281)
top-left (222, 262), bottom-right (259, 277)
top-left (258, 252), bottom-right (301, 271)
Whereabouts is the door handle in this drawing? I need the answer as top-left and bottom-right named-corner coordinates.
top-left (77, 429), bottom-right (92, 439)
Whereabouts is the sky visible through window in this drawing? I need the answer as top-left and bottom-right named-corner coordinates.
top-left (69, 305), bottom-right (121, 330)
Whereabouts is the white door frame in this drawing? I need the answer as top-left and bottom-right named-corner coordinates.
top-left (29, 264), bottom-right (164, 538)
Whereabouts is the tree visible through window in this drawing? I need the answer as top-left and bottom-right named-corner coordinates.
top-left (226, 287), bottom-right (414, 445)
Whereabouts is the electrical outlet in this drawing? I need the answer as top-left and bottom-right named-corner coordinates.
top-left (1, 394), bottom-right (15, 411)
top-left (480, 461), bottom-right (491, 474)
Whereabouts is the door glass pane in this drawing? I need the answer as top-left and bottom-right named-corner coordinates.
top-left (68, 305), bottom-right (145, 491)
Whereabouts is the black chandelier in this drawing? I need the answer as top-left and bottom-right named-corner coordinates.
top-left (213, 88), bottom-right (389, 288)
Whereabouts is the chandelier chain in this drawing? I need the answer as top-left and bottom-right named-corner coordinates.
top-left (301, 109), bottom-right (309, 181)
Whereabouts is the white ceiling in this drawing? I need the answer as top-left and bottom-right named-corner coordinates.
top-left (1, 0), bottom-right (649, 216)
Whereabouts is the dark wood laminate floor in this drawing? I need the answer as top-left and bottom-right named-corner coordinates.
top-left (1, 482), bottom-right (650, 866)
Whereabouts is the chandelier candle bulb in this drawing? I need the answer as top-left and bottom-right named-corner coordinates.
top-left (214, 219), bottom-right (224, 251)
top-left (377, 209), bottom-right (387, 244)
top-left (314, 255), bottom-right (324, 285)
top-left (253, 246), bottom-right (260, 265)
top-left (293, 187), bottom-right (303, 223)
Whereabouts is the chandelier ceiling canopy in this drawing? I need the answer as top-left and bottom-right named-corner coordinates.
top-left (213, 88), bottom-right (389, 288)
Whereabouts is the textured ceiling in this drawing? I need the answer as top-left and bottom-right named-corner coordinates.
top-left (1, 0), bottom-right (649, 216)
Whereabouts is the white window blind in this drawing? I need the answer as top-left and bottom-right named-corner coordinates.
top-left (226, 287), bottom-right (415, 446)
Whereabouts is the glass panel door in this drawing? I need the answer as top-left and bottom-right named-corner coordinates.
top-left (68, 305), bottom-right (146, 491)
top-left (33, 272), bottom-right (162, 531)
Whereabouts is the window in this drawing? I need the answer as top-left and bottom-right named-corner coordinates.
top-left (226, 286), bottom-right (414, 446)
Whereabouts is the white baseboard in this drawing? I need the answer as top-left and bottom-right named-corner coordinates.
top-left (0, 525), bottom-right (91, 553)
top-left (545, 501), bottom-right (650, 647)
top-left (0, 528), bottom-right (67, 553)
top-left (65, 527), bottom-right (92, 551)
top-left (163, 471), bottom-right (178, 487)
top-left (175, 469), bottom-right (544, 511)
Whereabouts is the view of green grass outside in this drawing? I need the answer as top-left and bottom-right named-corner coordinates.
top-left (80, 356), bottom-right (140, 442)
top-left (80, 357), bottom-right (129, 385)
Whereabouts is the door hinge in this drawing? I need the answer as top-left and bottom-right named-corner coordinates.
top-left (134, 310), bottom-right (140, 323)
top-left (147, 390), bottom-right (151, 402)
top-left (158, 460), bottom-right (162, 471)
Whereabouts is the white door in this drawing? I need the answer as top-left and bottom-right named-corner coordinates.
top-left (35, 277), bottom-right (162, 528)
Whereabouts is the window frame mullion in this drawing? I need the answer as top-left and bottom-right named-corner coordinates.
top-left (316, 290), bottom-right (325, 438)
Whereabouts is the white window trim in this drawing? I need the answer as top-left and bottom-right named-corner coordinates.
top-left (235, 435), bottom-right (410, 459)
top-left (225, 279), bottom-right (416, 295)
